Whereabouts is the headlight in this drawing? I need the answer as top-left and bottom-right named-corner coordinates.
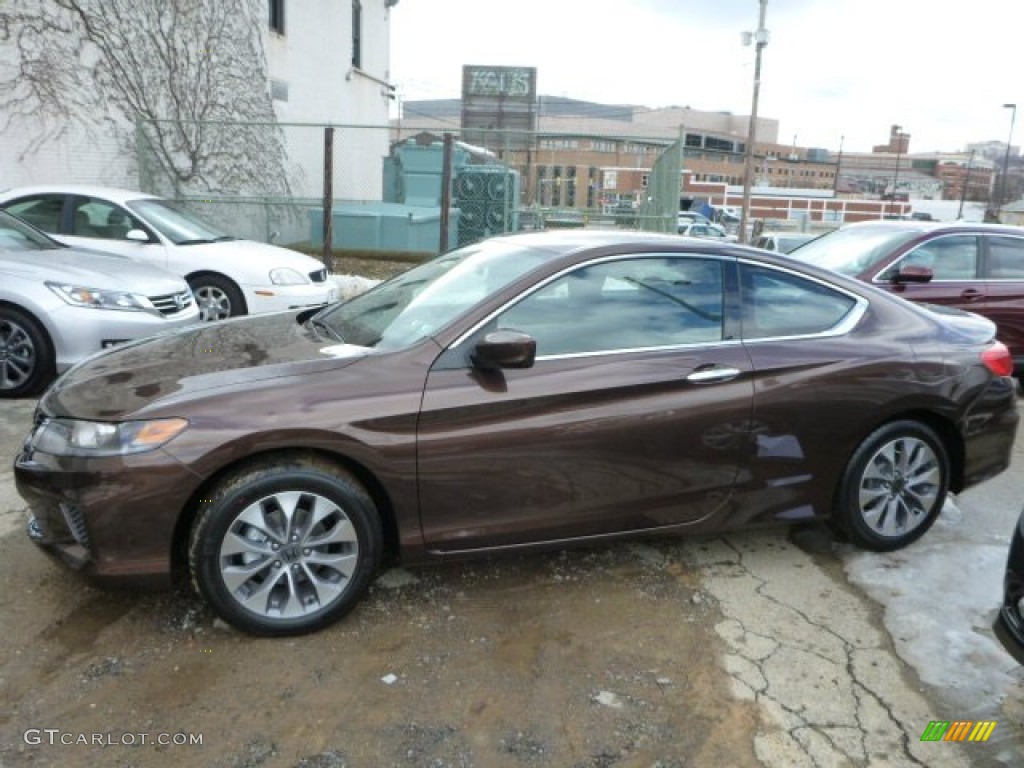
top-left (47, 282), bottom-right (148, 312)
top-left (30, 417), bottom-right (189, 457)
top-left (269, 268), bottom-right (310, 286)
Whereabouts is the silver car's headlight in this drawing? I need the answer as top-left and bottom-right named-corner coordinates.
top-left (30, 418), bottom-right (189, 457)
top-left (269, 267), bottom-right (311, 286)
top-left (46, 282), bottom-right (149, 312)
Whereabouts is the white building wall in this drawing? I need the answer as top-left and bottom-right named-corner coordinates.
top-left (0, 1), bottom-right (394, 206)
top-left (0, 115), bottom-right (135, 189)
top-left (266, 0), bottom-right (395, 203)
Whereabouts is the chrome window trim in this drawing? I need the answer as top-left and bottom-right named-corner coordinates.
top-left (450, 251), bottom-right (732, 354)
top-left (534, 337), bottom-right (744, 363)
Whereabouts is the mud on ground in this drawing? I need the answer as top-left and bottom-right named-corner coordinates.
top-left (0, 516), bottom-right (761, 767)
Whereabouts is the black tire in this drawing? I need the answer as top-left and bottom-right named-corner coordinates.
top-left (831, 420), bottom-right (949, 551)
top-left (187, 274), bottom-right (246, 321)
top-left (0, 306), bottom-right (55, 397)
top-left (189, 456), bottom-right (383, 636)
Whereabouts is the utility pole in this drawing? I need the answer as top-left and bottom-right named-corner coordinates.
top-left (832, 135), bottom-right (844, 195)
top-left (998, 103), bottom-right (1017, 216)
top-left (957, 150), bottom-right (975, 220)
top-left (738, 0), bottom-right (769, 244)
top-left (889, 125), bottom-right (903, 217)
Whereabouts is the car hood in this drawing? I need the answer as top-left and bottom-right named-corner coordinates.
top-left (41, 311), bottom-right (369, 420)
top-left (176, 238), bottom-right (325, 271)
top-left (0, 245), bottom-right (188, 294)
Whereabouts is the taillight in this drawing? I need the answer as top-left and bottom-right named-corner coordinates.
top-left (981, 341), bottom-right (1014, 377)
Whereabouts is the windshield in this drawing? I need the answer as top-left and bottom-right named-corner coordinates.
top-left (315, 238), bottom-right (550, 350)
top-left (791, 226), bottom-right (921, 276)
top-left (127, 199), bottom-right (232, 244)
top-left (0, 210), bottom-right (60, 251)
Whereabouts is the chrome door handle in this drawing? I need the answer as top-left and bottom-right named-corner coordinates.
top-left (686, 366), bottom-right (741, 384)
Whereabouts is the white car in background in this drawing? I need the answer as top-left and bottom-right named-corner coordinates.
top-left (0, 185), bottom-right (337, 322)
top-left (0, 210), bottom-right (199, 397)
top-left (678, 221), bottom-right (738, 242)
top-left (755, 231), bottom-right (818, 253)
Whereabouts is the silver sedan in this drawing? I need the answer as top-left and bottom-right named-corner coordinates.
top-left (0, 211), bottom-right (200, 397)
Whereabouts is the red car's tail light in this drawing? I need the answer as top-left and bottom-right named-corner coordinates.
top-left (981, 341), bottom-right (1014, 377)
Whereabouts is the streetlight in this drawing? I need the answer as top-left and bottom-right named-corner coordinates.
top-left (738, 0), bottom-right (769, 244)
top-left (998, 103), bottom-right (1017, 217)
top-left (889, 124), bottom-right (902, 217)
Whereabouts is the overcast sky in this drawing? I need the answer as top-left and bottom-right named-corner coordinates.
top-left (390, 0), bottom-right (1022, 154)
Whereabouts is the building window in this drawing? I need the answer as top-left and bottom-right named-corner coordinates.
top-left (352, 0), bottom-right (362, 68)
top-left (269, 0), bottom-right (285, 35)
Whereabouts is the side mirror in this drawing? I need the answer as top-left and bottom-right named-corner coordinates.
top-left (125, 228), bottom-right (150, 243)
top-left (893, 264), bottom-right (934, 284)
top-left (471, 330), bottom-right (536, 370)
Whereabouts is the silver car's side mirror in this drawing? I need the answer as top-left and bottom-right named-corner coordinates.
top-left (125, 229), bottom-right (150, 243)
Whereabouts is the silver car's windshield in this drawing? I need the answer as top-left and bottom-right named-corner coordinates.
top-left (0, 210), bottom-right (61, 251)
top-left (316, 239), bottom-right (549, 350)
top-left (792, 226), bottom-right (920, 276)
top-left (127, 199), bottom-right (233, 245)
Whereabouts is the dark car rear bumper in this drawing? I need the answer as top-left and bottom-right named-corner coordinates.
top-left (993, 507), bottom-right (1024, 665)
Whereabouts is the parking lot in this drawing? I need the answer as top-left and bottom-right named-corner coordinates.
top-left (1, 395), bottom-right (1022, 768)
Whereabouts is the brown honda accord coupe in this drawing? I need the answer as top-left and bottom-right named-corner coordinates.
top-left (15, 230), bottom-right (1020, 636)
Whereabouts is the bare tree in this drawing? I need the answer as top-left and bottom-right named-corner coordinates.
top-left (0, 0), bottom-right (291, 197)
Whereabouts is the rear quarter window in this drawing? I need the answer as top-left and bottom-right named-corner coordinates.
top-left (741, 263), bottom-right (858, 339)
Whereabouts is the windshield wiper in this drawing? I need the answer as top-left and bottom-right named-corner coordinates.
top-left (175, 238), bottom-right (216, 246)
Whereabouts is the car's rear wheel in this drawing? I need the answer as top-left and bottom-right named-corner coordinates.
top-left (188, 274), bottom-right (246, 321)
top-left (189, 457), bottom-right (383, 636)
top-left (0, 306), bottom-right (54, 397)
top-left (832, 420), bottom-right (949, 551)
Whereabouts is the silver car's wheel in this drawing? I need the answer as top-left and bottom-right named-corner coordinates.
top-left (0, 307), bottom-right (54, 397)
top-left (188, 274), bottom-right (246, 321)
top-left (833, 421), bottom-right (949, 551)
top-left (190, 456), bottom-right (382, 636)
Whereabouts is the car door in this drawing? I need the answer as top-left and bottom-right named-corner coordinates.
top-left (416, 253), bottom-right (755, 553)
top-left (60, 195), bottom-right (170, 270)
top-left (880, 234), bottom-right (985, 311)
top-left (0, 194), bottom-right (67, 235)
top-left (979, 233), bottom-right (1024, 361)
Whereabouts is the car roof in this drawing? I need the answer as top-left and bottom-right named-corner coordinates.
top-left (837, 219), bottom-right (1024, 236)
top-left (0, 185), bottom-right (160, 205)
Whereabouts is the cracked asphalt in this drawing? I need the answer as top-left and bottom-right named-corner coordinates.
top-left (0, 395), bottom-right (1021, 767)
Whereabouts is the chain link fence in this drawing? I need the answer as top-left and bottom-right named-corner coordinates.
top-left (135, 119), bottom-right (684, 259)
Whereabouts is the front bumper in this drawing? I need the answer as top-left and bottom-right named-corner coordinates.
top-left (993, 506), bottom-right (1024, 665)
top-left (241, 281), bottom-right (338, 314)
top-left (47, 302), bottom-right (200, 373)
top-left (14, 440), bottom-right (201, 589)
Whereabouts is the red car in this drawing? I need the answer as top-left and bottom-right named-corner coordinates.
top-left (792, 220), bottom-right (1024, 373)
top-left (15, 230), bottom-right (1019, 636)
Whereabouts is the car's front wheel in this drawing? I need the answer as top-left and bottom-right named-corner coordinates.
top-left (0, 306), bottom-right (54, 397)
top-left (188, 274), bottom-right (246, 321)
top-left (832, 420), bottom-right (949, 551)
top-left (189, 456), bottom-right (383, 636)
